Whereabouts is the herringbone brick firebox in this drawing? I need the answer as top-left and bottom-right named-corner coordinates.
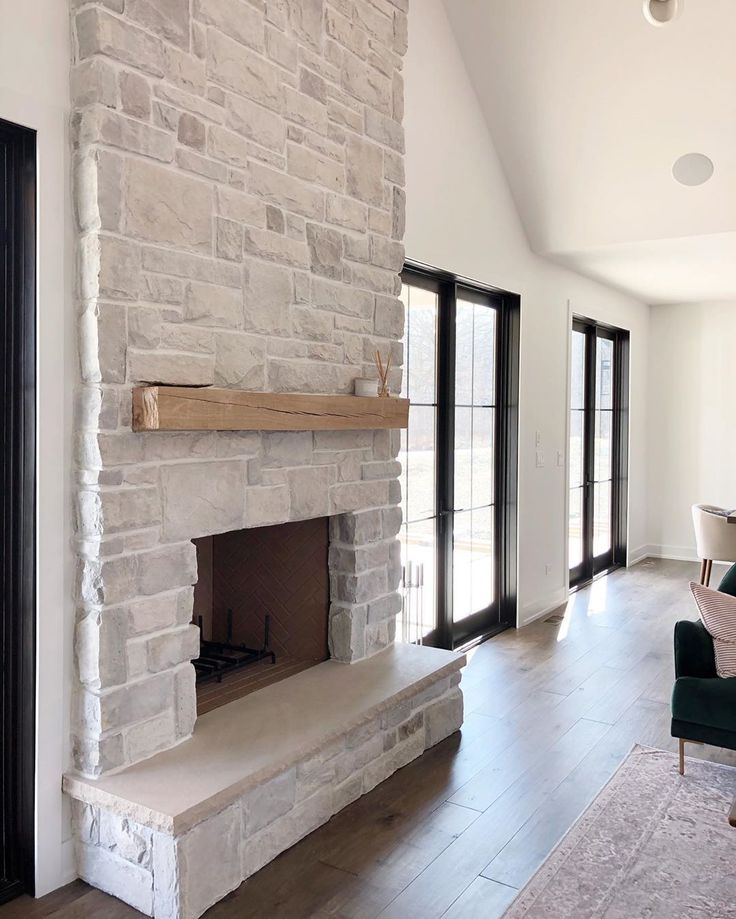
top-left (193, 518), bottom-right (330, 712)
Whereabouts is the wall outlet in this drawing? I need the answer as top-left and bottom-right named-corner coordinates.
top-left (545, 564), bottom-right (553, 576)
top-left (535, 450), bottom-right (545, 468)
top-left (556, 450), bottom-right (564, 467)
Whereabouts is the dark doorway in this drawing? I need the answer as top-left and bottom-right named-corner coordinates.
top-left (0, 118), bottom-right (37, 903)
top-left (569, 317), bottom-right (629, 589)
top-left (398, 264), bottom-right (520, 651)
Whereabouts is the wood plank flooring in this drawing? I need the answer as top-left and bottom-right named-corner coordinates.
top-left (5, 558), bottom-right (734, 919)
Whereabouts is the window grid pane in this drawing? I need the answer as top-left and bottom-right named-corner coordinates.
top-left (453, 298), bottom-right (497, 619)
top-left (399, 281), bottom-right (439, 640)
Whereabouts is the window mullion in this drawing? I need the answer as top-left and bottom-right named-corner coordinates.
top-left (435, 280), bottom-right (456, 649)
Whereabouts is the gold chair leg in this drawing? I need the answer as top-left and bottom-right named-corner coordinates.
top-left (679, 738), bottom-right (685, 775)
top-left (700, 559), bottom-right (708, 585)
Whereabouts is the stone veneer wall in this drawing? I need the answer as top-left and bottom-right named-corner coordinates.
top-left (71, 0), bottom-right (408, 776)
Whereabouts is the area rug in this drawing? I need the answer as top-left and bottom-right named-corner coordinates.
top-left (503, 746), bottom-right (736, 919)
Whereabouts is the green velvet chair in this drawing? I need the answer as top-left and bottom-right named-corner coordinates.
top-left (671, 619), bottom-right (736, 775)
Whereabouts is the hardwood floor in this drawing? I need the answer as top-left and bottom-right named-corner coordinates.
top-left (5, 558), bottom-right (734, 919)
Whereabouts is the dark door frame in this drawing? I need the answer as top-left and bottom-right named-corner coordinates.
top-left (402, 262), bottom-right (520, 650)
top-left (1, 117), bottom-right (37, 902)
top-left (569, 316), bottom-right (629, 589)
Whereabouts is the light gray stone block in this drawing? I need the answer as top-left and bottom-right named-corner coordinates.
top-left (127, 349), bottom-right (215, 386)
top-left (71, 58), bottom-right (118, 108)
top-left (328, 604), bottom-right (366, 662)
top-left (76, 7), bottom-right (165, 76)
top-left (183, 281), bottom-right (243, 329)
top-left (127, 0), bottom-right (190, 50)
top-left (79, 107), bottom-right (175, 163)
top-left (306, 223), bottom-right (343, 279)
top-left (207, 30), bottom-right (282, 112)
top-left (177, 804), bottom-right (242, 919)
top-left (242, 768), bottom-right (296, 834)
top-left (226, 93), bottom-right (285, 151)
top-left (124, 159), bottom-right (213, 253)
top-left (242, 259), bottom-right (292, 335)
top-left (119, 70), bottom-right (152, 120)
top-left (161, 461), bottom-right (246, 540)
top-left (194, 0), bottom-right (264, 50)
top-left (76, 841), bottom-right (154, 916)
top-left (345, 134), bottom-right (384, 206)
top-left (287, 465), bottom-right (333, 518)
top-left (146, 625), bottom-right (200, 673)
top-left (214, 331), bottom-right (266, 389)
top-left (174, 662), bottom-right (197, 740)
top-left (99, 670), bottom-right (174, 733)
top-left (424, 687), bottom-right (464, 748)
top-left (126, 709), bottom-right (177, 764)
top-left (244, 485), bottom-right (290, 526)
top-left (138, 543), bottom-right (198, 596)
top-left (248, 160), bottom-right (325, 220)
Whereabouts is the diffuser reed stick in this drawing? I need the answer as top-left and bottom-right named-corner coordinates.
top-left (374, 349), bottom-right (392, 398)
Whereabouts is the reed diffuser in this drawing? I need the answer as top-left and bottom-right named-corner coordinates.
top-left (374, 349), bottom-right (392, 398)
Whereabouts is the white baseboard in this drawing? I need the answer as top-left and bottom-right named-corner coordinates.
top-left (62, 838), bottom-right (76, 886)
top-left (519, 587), bottom-right (569, 628)
top-left (645, 544), bottom-right (699, 562)
top-left (628, 545), bottom-right (651, 566)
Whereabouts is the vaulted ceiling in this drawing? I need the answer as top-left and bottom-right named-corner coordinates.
top-left (443, 0), bottom-right (736, 304)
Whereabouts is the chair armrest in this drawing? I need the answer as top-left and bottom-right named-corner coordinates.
top-left (674, 620), bottom-right (717, 679)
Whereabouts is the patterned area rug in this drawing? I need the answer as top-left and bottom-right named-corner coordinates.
top-left (504, 746), bottom-right (736, 919)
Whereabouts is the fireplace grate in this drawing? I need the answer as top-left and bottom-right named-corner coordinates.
top-left (193, 609), bottom-right (276, 685)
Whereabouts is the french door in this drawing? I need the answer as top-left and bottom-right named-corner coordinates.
top-left (398, 266), bottom-right (519, 650)
top-left (1, 119), bottom-right (36, 902)
top-left (569, 318), bottom-right (629, 588)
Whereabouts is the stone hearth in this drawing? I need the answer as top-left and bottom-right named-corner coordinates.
top-left (65, 644), bottom-right (463, 919)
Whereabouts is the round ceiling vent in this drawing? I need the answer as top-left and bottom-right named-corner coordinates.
top-left (643, 0), bottom-right (683, 25)
top-left (672, 153), bottom-right (714, 187)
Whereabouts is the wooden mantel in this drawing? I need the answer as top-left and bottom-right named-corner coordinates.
top-left (132, 386), bottom-right (410, 432)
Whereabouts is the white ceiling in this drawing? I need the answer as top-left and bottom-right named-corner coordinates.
top-left (443, 0), bottom-right (736, 304)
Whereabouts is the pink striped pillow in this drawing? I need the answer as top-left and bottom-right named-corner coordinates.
top-left (690, 582), bottom-right (736, 677)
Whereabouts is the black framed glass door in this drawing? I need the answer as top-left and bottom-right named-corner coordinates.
top-left (399, 265), bottom-right (519, 650)
top-left (569, 318), bottom-right (629, 588)
top-left (1, 118), bottom-right (36, 903)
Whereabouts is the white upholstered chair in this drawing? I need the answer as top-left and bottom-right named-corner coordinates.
top-left (691, 504), bottom-right (736, 585)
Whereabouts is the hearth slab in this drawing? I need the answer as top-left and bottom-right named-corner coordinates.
top-left (64, 643), bottom-right (464, 835)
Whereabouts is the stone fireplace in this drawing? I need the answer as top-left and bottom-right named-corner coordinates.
top-left (64, 0), bottom-right (465, 915)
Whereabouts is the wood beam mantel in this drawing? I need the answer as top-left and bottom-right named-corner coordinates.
top-left (132, 386), bottom-right (410, 432)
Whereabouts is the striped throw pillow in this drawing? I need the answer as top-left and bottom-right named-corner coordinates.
top-left (690, 582), bottom-right (736, 677)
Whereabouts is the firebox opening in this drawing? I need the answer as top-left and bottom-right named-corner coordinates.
top-left (192, 517), bottom-right (330, 715)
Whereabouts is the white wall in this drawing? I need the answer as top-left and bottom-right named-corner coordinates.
top-left (0, 0), bottom-right (75, 895)
top-left (404, 0), bottom-right (651, 623)
top-left (647, 301), bottom-right (736, 559)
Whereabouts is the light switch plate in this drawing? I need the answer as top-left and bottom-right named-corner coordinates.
top-left (536, 450), bottom-right (545, 468)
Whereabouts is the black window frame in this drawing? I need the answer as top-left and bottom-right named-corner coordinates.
top-left (401, 262), bottom-right (519, 650)
top-left (1, 117), bottom-right (37, 903)
top-left (569, 316), bottom-right (629, 589)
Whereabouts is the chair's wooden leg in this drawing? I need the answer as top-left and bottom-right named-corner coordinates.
top-left (700, 559), bottom-right (708, 585)
top-left (679, 738), bottom-right (685, 775)
top-left (705, 560), bottom-right (713, 586)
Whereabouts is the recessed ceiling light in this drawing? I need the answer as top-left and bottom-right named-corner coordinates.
top-left (643, 0), bottom-right (683, 26)
top-left (672, 153), bottom-right (714, 187)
